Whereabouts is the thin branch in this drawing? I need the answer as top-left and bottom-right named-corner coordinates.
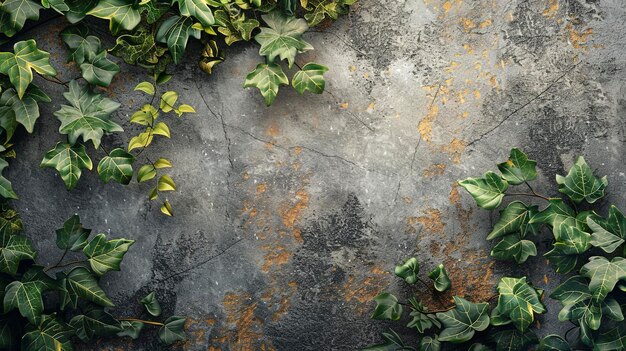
top-left (118, 318), bottom-right (164, 326)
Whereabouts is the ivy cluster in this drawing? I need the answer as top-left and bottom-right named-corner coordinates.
top-left (366, 149), bottom-right (626, 351)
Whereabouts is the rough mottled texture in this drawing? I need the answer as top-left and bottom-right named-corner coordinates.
top-left (4, 0), bottom-right (626, 349)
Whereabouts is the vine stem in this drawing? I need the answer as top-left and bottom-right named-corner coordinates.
top-left (416, 277), bottom-right (447, 309)
top-left (43, 259), bottom-right (85, 272)
top-left (505, 192), bottom-right (550, 201)
top-left (36, 73), bottom-right (69, 88)
top-left (118, 318), bottom-right (164, 326)
top-left (43, 248), bottom-right (68, 272)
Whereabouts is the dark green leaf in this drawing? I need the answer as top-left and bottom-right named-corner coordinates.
top-left (371, 292), bottom-right (402, 321)
top-left (0, 159), bottom-right (17, 200)
top-left (406, 298), bottom-right (440, 333)
top-left (63, 0), bottom-right (99, 23)
top-left (492, 277), bottom-right (545, 331)
top-left (538, 335), bottom-right (571, 351)
top-left (436, 296), bottom-right (490, 343)
top-left (556, 156), bottom-right (607, 204)
top-left (394, 257), bottom-right (419, 284)
top-left (419, 336), bottom-right (440, 351)
top-left (60, 25), bottom-right (101, 65)
top-left (87, 0), bottom-right (141, 35)
top-left (428, 264), bottom-right (451, 292)
top-left (155, 15), bottom-right (200, 64)
top-left (491, 234), bottom-right (537, 264)
top-left (173, 0), bottom-right (214, 26)
top-left (0, 234), bottom-right (36, 275)
top-left (363, 329), bottom-right (414, 351)
top-left (244, 63), bottom-right (288, 106)
top-left (3, 280), bottom-right (44, 323)
top-left (0, 39), bottom-right (56, 99)
top-left (21, 315), bottom-right (73, 351)
top-left (97, 148), bottom-right (135, 185)
top-left (292, 62), bottom-right (328, 94)
top-left (140, 291), bottom-right (161, 317)
top-left (63, 266), bottom-right (114, 308)
top-left (83, 233), bottom-right (134, 276)
top-left (488, 201), bottom-right (538, 240)
top-left (580, 256), bottom-right (626, 303)
top-left (56, 214), bottom-right (90, 251)
top-left (158, 316), bottom-right (186, 345)
top-left (497, 148), bottom-right (537, 185)
top-left (79, 51), bottom-right (120, 87)
top-left (117, 320), bottom-right (144, 339)
top-left (459, 171), bottom-right (508, 210)
top-left (70, 308), bottom-right (121, 341)
top-left (0, 0), bottom-right (42, 37)
top-left (40, 142), bottom-right (93, 190)
top-left (489, 329), bottom-right (538, 351)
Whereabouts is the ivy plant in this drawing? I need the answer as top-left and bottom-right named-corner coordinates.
top-left (365, 149), bottom-right (626, 350)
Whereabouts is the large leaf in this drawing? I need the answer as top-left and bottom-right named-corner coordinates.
top-left (109, 24), bottom-right (169, 70)
top-left (0, 87), bottom-right (45, 133)
top-left (550, 276), bottom-right (592, 306)
top-left (80, 50), bottom-right (120, 87)
top-left (3, 280), bottom-right (44, 323)
top-left (292, 62), bottom-right (328, 94)
top-left (363, 330), bottom-right (412, 351)
top-left (54, 80), bottom-right (122, 149)
top-left (21, 315), bottom-right (73, 351)
top-left (254, 11), bottom-right (313, 68)
top-left (0, 234), bottom-right (36, 275)
top-left (552, 223), bottom-right (591, 255)
top-left (69, 308), bottom-right (121, 342)
top-left (538, 335), bottom-right (571, 351)
top-left (62, 266), bottom-right (114, 308)
top-left (436, 296), bottom-right (490, 343)
top-left (394, 257), bottom-right (419, 284)
top-left (60, 25), bottom-right (101, 65)
top-left (556, 156), bottom-right (607, 204)
top-left (530, 198), bottom-right (577, 230)
top-left (0, 39), bottom-right (57, 99)
top-left (488, 201), bottom-right (538, 240)
top-left (87, 0), bottom-right (141, 34)
top-left (173, 0), bottom-right (214, 26)
top-left (497, 148), bottom-right (537, 185)
top-left (491, 234), bottom-right (537, 264)
top-left (83, 233), bottom-right (134, 276)
top-left (97, 148), bottom-right (135, 185)
top-left (459, 171), bottom-right (509, 210)
top-left (371, 292), bottom-right (402, 321)
top-left (40, 142), bottom-right (93, 190)
top-left (588, 207), bottom-right (626, 253)
top-left (557, 297), bottom-right (602, 331)
top-left (594, 322), bottom-right (626, 351)
top-left (155, 15), bottom-right (200, 64)
top-left (428, 264), bottom-right (451, 292)
top-left (0, 0), bottom-right (42, 37)
top-left (580, 256), bottom-right (626, 303)
top-left (492, 277), bottom-right (545, 331)
top-left (244, 63), bottom-right (288, 106)
top-left (489, 329), bottom-right (538, 351)
top-left (56, 214), bottom-right (90, 251)
top-left (158, 316), bottom-right (186, 345)
top-left (0, 158), bottom-right (17, 200)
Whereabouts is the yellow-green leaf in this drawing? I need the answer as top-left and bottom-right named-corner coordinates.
top-left (157, 175), bottom-right (176, 192)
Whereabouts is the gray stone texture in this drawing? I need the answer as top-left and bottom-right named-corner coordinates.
top-left (4, 0), bottom-right (626, 349)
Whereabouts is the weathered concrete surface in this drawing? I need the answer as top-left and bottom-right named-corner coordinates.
top-left (5, 0), bottom-right (626, 349)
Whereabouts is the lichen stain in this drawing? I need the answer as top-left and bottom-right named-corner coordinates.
top-left (567, 24), bottom-right (593, 50)
top-left (449, 182), bottom-right (461, 205)
top-left (418, 104), bottom-right (439, 144)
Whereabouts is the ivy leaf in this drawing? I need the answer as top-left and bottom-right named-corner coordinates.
top-left (489, 329), bottom-right (539, 351)
top-left (60, 25), bottom-right (101, 65)
top-left (419, 336), bottom-right (441, 351)
top-left (552, 223), bottom-right (592, 255)
top-left (97, 148), bottom-right (135, 185)
top-left (428, 264), bottom-right (451, 292)
top-left (538, 335), bottom-right (571, 351)
top-left (142, 0), bottom-right (170, 23)
top-left (292, 63), bottom-right (328, 94)
top-left (0, 158), bottom-right (17, 200)
top-left (468, 344), bottom-right (492, 351)
top-left (62, 266), bottom-right (114, 308)
top-left (255, 11), bottom-right (313, 68)
top-left (407, 298), bottom-right (440, 333)
top-left (41, 0), bottom-right (69, 13)
top-left (158, 316), bottom-right (186, 345)
top-left (80, 51), bottom-right (120, 87)
top-left (436, 296), bottom-right (490, 343)
top-left (0, 87), bottom-right (43, 133)
top-left (588, 207), bottom-right (626, 254)
top-left (117, 320), bottom-right (144, 339)
top-left (0, 234), bottom-right (36, 275)
top-left (87, 0), bottom-right (141, 35)
top-left (83, 233), bottom-right (134, 276)
top-left (109, 24), bottom-right (169, 71)
top-left (371, 292), bottom-right (402, 321)
top-left (3, 280), bottom-right (44, 323)
top-left (363, 330), bottom-right (412, 351)
top-left (0, 39), bottom-right (57, 99)
top-left (134, 81), bottom-right (155, 95)
top-left (137, 164), bottom-right (156, 183)
top-left (394, 257), bottom-right (419, 284)
top-left (0, 316), bottom-right (19, 350)
top-left (558, 298), bottom-right (602, 331)
top-left (54, 80), bottom-right (122, 149)
top-left (213, 9), bottom-right (259, 45)
top-left (62, 0), bottom-right (98, 23)
top-left (155, 15), bottom-right (200, 64)
top-left (199, 40), bottom-right (223, 75)
top-left (173, 0), bottom-right (214, 27)
top-left (302, 0), bottom-right (353, 27)
top-left (459, 171), bottom-right (509, 210)
top-left (492, 277), bottom-right (545, 331)
top-left (69, 308), bottom-right (121, 342)
top-left (159, 91), bottom-right (178, 112)
top-left (497, 148), bottom-right (537, 185)
top-left (544, 246), bottom-right (579, 274)
top-left (550, 276), bottom-right (591, 306)
top-left (244, 63), bottom-right (289, 106)
top-left (488, 201), bottom-right (538, 240)
top-left (141, 291), bottom-right (161, 317)
top-left (55, 214), bottom-right (90, 251)
top-left (40, 142), bottom-right (93, 190)
top-left (556, 156), bottom-right (607, 204)
top-left (491, 234), bottom-right (537, 264)
top-left (594, 323), bottom-right (626, 351)
top-left (580, 256), bottom-right (626, 303)
top-left (530, 198), bottom-right (577, 230)
top-left (161, 199), bottom-right (173, 216)
top-left (0, 0), bottom-right (42, 37)
top-left (21, 315), bottom-right (73, 351)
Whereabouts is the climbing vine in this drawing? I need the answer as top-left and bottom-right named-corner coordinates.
top-left (366, 149), bottom-right (626, 351)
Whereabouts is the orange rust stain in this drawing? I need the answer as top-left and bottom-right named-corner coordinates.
top-left (293, 228), bottom-right (303, 244)
top-left (266, 121), bottom-right (280, 137)
top-left (440, 138), bottom-right (467, 164)
top-left (418, 104), bottom-right (438, 143)
top-left (567, 24), bottom-right (593, 49)
top-left (462, 18), bottom-right (476, 32)
top-left (449, 183), bottom-right (461, 205)
top-left (279, 190), bottom-right (310, 229)
top-left (223, 292), bottom-right (271, 351)
top-left (342, 267), bottom-right (390, 312)
top-left (261, 245), bottom-right (292, 272)
top-left (403, 197), bottom-right (413, 204)
top-left (423, 164), bottom-right (447, 177)
top-left (293, 146), bottom-right (302, 155)
top-left (543, 0), bottom-right (559, 18)
top-left (339, 102), bottom-right (349, 109)
top-left (256, 184), bottom-right (266, 194)
top-left (409, 208), bottom-right (446, 233)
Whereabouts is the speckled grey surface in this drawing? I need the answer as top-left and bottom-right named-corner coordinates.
top-left (4, 0), bottom-right (626, 350)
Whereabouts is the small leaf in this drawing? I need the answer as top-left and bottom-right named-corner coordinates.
top-left (40, 142), bottom-right (93, 190)
top-left (436, 296), bottom-right (490, 343)
top-left (154, 158), bottom-right (172, 168)
top-left (407, 298), bottom-right (440, 333)
top-left (160, 91), bottom-right (178, 112)
top-left (140, 291), bottom-right (161, 317)
top-left (0, 39), bottom-right (57, 99)
top-left (199, 40), bottom-right (223, 76)
top-left (149, 187), bottom-right (158, 200)
top-left (55, 214), bottom-right (90, 251)
top-left (497, 148), bottom-right (537, 185)
top-left (152, 122), bottom-right (170, 138)
top-left (491, 234), bottom-right (537, 264)
top-left (556, 156), bottom-right (607, 204)
top-left (176, 104), bottom-right (196, 117)
top-left (0, 159), bottom-right (17, 199)
top-left (158, 316), bottom-right (186, 345)
top-left (134, 81), bottom-right (155, 95)
top-left (117, 320), bottom-right (144, 339)
top-left (292, 63), bottom-right (328, 94)
top-left (127, 131), bottom-right (153, 151)
top-left (98, 148), bottom-right (135, 184)
top-left (428, 264), bottom-right (451, 292)
top-left (371, 292), bottom-right (402, 321)
top-left (419, 336), bottom-right (441, 351)
top-left (459, 171), bottom-right (509, 210)
top-left (160, 200), bottom-right (173, 217)
top-left (394, 257), bottom-right (419, 284)
top-left (244, 63), bottom-right (289, 106)
top-left (83, 233), bottom-right (134, 276)
top-left (130, 104), bottom-right (158, 126)
top-left (137, 164), bottom-right (156, 183)
top-left (158, 175), bottom-right (176, 192)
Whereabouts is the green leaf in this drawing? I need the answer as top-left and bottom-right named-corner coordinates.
top-left (0, 316), bottom-right (19, 350)
top-left (371, 292), bottom-right (402, 321)
top-left (538, 335), bottom-right (571, 351)
top-left (488, 201), bottom-right (539, 240)
top-left (159, 91), bottom-right (178, 112)
top-left (55, 80), bottom-right (122, 149)
top-left (63, 0), bottom-right (99, 23)
top-left (117, 321), bottom-right (144, 339)
top-left (1, 87), bottom-right (42, 133)
top-left (41, 0), bottom-right (69, 12)
top-left (199, 40), bottom-right (223, 76)
top-left (363, 330), bottom-right (412, 351)
top-left (109, 24), bottom-right (169, 70)
top-left (530, 198), bottom-right (577, 230)
top-left (158, 175), bottom-right (176, 192)
top-left (556, 156), bottom-right (607, 204)
top-left (292, 63), bottom-right (328, 94)
top-left (0, 158), bottom-right (17, 200)
top-left (173, 0), bottom-right (214, 26)
top-left (594, 323), bottom-right (626, 351)
top-left (134, 81), bottom-right (155, 95)
top-left (153, 122), bottom-right (170, 137)
top-left (428, 264), bottom-right (451, 292)
top-left (588, 207), bottom-right (626, 253)
top-left (56, 214), bottom-right (90, 251)
top-left (3, 280), bottom-right (44, 323)
top-left (550, 275), bottom-right (591, 306)
top-left (0, 0), bottom-right (42, 37)
top-left (128, 131), bottom-right (153, 151)
top-left (142, 0), bottom-right (170, 23)
top-left (0, 234), bottom-right (36, 275)
top-left (158, 316), bottom-right (186, 345)
top-left (87, 0), bottom-right (141, 35)
top-left (407, 298), bottom-right (440, 333)
top-left (141, 291), bottom-right (161, 317)
top-left (21, 315), bottom-right (73, 351)
top-left (459, 171), bottom-right (509, 210)
top-left (580, 256), bottom-right (626, 303)
top-left (436, 296), bottom-right (490, 343)
top-left (160, 199), bottom-right (173, 216)
top-left (491, 234), bottom-right (537, 264)
top-left (492, 277), bottom-right (545, 331)
top-left (255, 11), bottom-right (313, 68)
top-left (468, 344), bottom-right (492, 351)
top-left (552, 223), bottom-right (592, 255)
top-left (40, 142), bottom-right (93, 190)
top-left (83, 233), bottom-right (134, 276)
top-left (154, 158), bottom-right (172, 168)
top-left (544, 245), bottom-right (579, 274)
top-left (79, 51), bottom-right (120, 87)
top-left (302, 0), bottom-right (353, 27)
top-left (497, 148), bottom-right (537, 185)
top-left (63, 266), bottom-right (114, 308)
top-left (130, 104), bottom-right (158, 126)
top-left (155, 15), bottom-right (200, 64)
top-left (244, 63), bottom-right (289, 106)
top-left (489, 329), bottom-right (538, 351)
top-left (60, 25), bottom-right (101, 64)
top-left (97, 148), bottom-right (135, 185)
top-left (394, 257), bottom-right (419, 284)
top-left (419, 336), bottom-right (441, 351)
top-left (69, 308), bottom-right (121, 342)
top-left (0, 39), bottom-right (57, 99)
top-left (137, 164), bottom-right (156, 183)
top-left (557, 298), bottom-right (602, 331)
